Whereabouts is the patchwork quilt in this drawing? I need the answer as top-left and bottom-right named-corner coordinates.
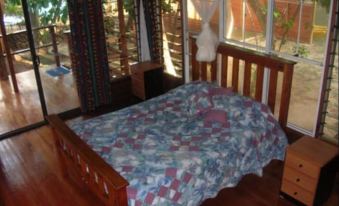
top-left (69, 81), bottom-right (288, 206)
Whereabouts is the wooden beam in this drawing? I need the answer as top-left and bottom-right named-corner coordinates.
top-left (117, 0), bottom-right (129, 74)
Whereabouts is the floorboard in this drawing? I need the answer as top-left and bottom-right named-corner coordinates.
top-left (0, 126), bottom-right (338, 206)
top-left (0, 68), bottom-right (79, 135)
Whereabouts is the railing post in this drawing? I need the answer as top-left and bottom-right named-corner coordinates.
top-left (0, 39), bottom-right (8, 80)
top-left (49, 25), bottom-right (61, 67)
top-left (0, 5), bottom-right (18, 92)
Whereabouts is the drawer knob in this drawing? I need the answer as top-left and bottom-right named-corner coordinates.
top-left (294, 192), bottom-right (298, 196)
top-left (298, 164), bottom-right (303, 168)
top-left (296, 178), bottom-right (300, 182)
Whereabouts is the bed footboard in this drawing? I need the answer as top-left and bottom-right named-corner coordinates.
top-left (47, 115), bottom-right (129, 206)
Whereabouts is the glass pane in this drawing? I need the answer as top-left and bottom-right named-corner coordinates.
top-left (103, 0), bottom-right (138, 79)
top-left (25, 0), bottom-right (79, 114)
top-left (224, 0), bottom-right (267, 48)
top-left (273, 1), bottom-right (329, 63)
top-left (162, 0), bottom-right (183, 77)
top-left (0, 1), bottom-right (44, 135)
top-left (288, 62), bottom-right (322, 131)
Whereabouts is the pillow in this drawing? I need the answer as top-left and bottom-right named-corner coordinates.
top-left (203, 109), bottom-right (228, 125)
top-left (185, 91), bottom-right (213, 116)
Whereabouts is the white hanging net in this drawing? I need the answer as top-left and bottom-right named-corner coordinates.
top-left (192, 0), bottom-right (220, 62)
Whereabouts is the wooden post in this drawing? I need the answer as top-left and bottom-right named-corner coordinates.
top-left (49, 25), bottom-right (61, 67)
top-left (117, 0), bottom-right (129, 74)
top-left (64, 30), bottom-right (74, 70)
top-left (0, 38), bottom-right (8, 80)
top-left (0, 4), bottom-right (19, 92)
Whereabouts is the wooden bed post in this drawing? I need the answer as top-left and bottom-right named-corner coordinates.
top-left (279, 63), bottom-right (294, 131)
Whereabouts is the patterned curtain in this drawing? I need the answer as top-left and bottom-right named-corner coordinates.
top-left (136, 0), bottom-right (163, 62)
top-left (67, 0), bottom-right (112, 113)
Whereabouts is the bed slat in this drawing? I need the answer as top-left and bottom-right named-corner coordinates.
top-left (255, 65), bottom-right (265, 102)
top-left (243, 62), bottom-right (252, 97)
top-left (221, 55), bottom-right (228, 87)
top-left (201, 62), bottom-right (207, 81)
top-left (232, 58), bottom-right (239, 92)
top-left (211, 59), bottom-right (217, 81)
top-left (268, 69), bottom-right (278, 113)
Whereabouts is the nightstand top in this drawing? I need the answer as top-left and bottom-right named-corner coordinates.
top-left (131, 61), bottom-right (163, 73)
top-left (288, 136), bottom-right (338, 167)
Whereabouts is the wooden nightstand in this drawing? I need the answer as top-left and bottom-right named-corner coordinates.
top-left (131, 61), bottom-right (163, 100)
top-left (281, 136), bottom-right (338, 206)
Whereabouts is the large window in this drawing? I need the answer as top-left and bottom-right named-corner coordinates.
top-left (221, 0), bottom-right (331, 134)
top-left (162, 0), bottom-right (184, 77)
top-left (102, 0), bottom-right (138, 79)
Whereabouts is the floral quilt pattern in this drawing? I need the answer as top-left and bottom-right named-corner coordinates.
top-left (69, 81), bottom-right (288, 206)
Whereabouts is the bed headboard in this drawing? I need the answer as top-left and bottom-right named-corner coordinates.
top-left (191, 38), bottom-right (296, 131)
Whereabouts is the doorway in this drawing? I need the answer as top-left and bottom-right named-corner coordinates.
top-left (0, 0), bottom-right (79, 138)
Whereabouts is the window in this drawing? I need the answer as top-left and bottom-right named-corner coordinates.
top-left (102, 0), bottom-right (138, 79)
top-left (162, 0), bottom-right (184, 77)
top-left (221, 0), bottom-right (331, 134)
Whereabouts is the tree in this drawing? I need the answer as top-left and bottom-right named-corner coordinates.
top-left (5, 0), bottom-right (68, 28)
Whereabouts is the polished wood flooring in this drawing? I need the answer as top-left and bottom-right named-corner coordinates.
top-left (0, 126), bottom-right (338, 206)
top-left (0, 68), bottom-right (79, 135)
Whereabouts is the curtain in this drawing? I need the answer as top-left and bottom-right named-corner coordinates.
top-left (192, 0), bottom-right (220, 62)
top-left (135, 0), bottom-right (163, 62)
top-left (67, 0), bottom-right (112, 113)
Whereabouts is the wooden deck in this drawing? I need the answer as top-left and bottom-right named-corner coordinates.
top-left (0, 125), bottom-right (337, 206)
top-left (0, 67), bottom-right (79, 135)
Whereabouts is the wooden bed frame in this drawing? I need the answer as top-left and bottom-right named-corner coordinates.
top-left (47, 40), bottom-right (296, 205)
top-left (191, 39), bottom-right (295, 131)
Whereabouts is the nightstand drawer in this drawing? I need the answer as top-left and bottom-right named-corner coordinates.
top-left (285, 152), bottom-right (319, 178)
top-left (283, 166), bottom-right (318, 193)
top-left (281, 180), bottom-right (314, 206)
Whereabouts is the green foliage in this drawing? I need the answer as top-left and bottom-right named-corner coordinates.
top-left (4, 0), bottom-right (23, 16)
top-left (161, 0), bottom-right (173, 13)
top-left (5, 0), bottom-right (68, 25)
top-left (292, 45), bottom-right (309, 57)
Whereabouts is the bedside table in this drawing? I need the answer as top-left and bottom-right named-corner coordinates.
top-left (280, 136), bottom-right (338, 206)
top-left (131, 61), bottom-right (163, 100)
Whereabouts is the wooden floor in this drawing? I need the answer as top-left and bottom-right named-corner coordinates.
top-left (0, 126), bottom-right (338, 206)
top-left (0, 68), bottom-right (79, 135)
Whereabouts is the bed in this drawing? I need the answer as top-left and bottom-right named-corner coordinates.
top-left (47, 40), bottom-right (295, 206)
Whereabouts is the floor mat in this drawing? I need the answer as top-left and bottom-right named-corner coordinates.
top-left (46, 66), bottom-right (71, 77)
